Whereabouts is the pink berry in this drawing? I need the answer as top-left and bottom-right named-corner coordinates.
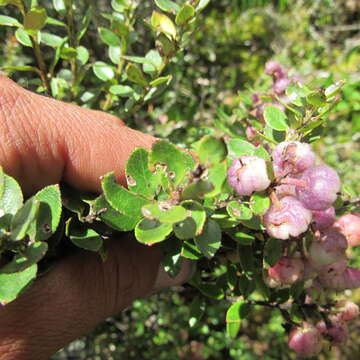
top-left (296, 165), bottom-right (341, 211)
top-left (336, 300), bottom-right (359, 322)
top-left (316, 318), bottom-right (348, 346)
top-left (288, 322), bottom-right (323, 358)
top-left (272, 141), bottom-right (316, 178)
top-left (264, 196), bottom-right (312, 240)
top-left (268, 257), bottom-right (304, 285)
top-left (334, 214), bottom-right (360, 247)
top-left (227, 156), bottom-right (271, 196)
top-left (319, 267), bottom-right (360, 291)
top-left (308, 228), bottom-right (347, 269)
top-left (312, 207), bottom-right (336, 231)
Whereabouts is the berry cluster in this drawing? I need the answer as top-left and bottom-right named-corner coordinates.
top-left (227, 138), bottom-right (360, 357)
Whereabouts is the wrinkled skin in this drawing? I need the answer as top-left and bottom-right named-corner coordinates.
top-left (263, 196), bottom-right (312, 239)
top-left (272, 141), bottom-right (315, 178)
top-left (0, 75), bottom-right (192, 360)
top-left (228, 155), bottom-right (271, 196)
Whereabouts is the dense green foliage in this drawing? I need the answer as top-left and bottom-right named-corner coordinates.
top-left (1, 0), bottom-right (360, 359)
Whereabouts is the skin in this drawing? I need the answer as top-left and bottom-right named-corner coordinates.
top-left (0, 74), bottom-right (191, 359)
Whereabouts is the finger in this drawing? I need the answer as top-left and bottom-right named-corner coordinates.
top-left (0, 237), bottom-right (160, 360)
top-left (0, 75), bottom-right (155, 195)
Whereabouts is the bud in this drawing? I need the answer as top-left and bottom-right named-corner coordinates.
top-left (265, 61), bottom-right (287, 79)
top-left (334, 214), bottom-right (360, 247)
top-left (272, 141), bottom-right (315, 178)
top-left (296, 165), bottom-right (341, 211)
top-left (264, 196), bottom-right (312, 240)
top-left (288, 322), bottom-right (323, 358)
top-left (312, 207), bottom-right (336, 231)
top-left (268, 256), bottom-right (304, 285)
top-left (273, 77), bottom-right (291, 94)
top-left (227, 156), bottom-right (271, 196)
top-left (336, 300), bottom-right (359, 322)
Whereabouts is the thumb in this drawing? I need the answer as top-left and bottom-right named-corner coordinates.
top-left (0, 74), bottom-right (155, 195)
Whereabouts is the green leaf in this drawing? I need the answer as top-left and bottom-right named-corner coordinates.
top-left (76, 46), bottom-right (89, 65)
top-left (142, 203), bottom-right (188, 223)
top-left (66, 218), bottom-right (103, 252)
top-left (24, 7), bottom-right (47, 32)
top-left (188, 297), bottom-right (206, 327)
top-left (174, 200), bottom-right (206, 239)
top-left (109, 85), bottom-right (134, 97)
top-left (15, 28), bottom-right (32, 46)
top-left (196, 0), bottom-right (211, 12)
top-left (135, 218), bottom-right (172, 245)
top-left (233, 231), bottom-right (255, 246)
top-left (125, 148), bottom-right (154, 198)
top-left (264, 238), bottom-right (283, 267)
top-left (60, 46), bottom-right (78, 60)
top-left (0, 0), bottom-right (22, 7)
top-left (306, 90), bottom-right (327, 107)
top-left (0, 242), bottom-right (48, 274)
top-left (41, 32), bottom-right (63, 47)
top-left (227, 201), bottom-right (252, 220)
top-left (241, 215), bottom-right (263, 230)
top-left (263, 105), bottom-right (289, 131)
top-left (181, 239), bottom-right (202, 259)
top-left (150, 140), bottom-right (195, 186)
top-left (226, 301), bottom-right (251, 338)
top-left (154, 0), bottom-right (180, 13)
top-left (238, 245), bottom-right (255, 273)
top-left (194, 219), bottom-right (221, 258)
top-left (176, 4), bottom-right (195, 25)
top-left (181, 180), bottom-right (214, 200)
top-left (151, 11), bottom-right (177, 39)
top-left (0, 264), bottom-right (37, 304)
top-left (10, 198), bottom-right (40, 241)
top-left (197, 136), bottom-right (227, 165)
top-left (205, 161), bottom-right (227, 198)
top-left (0, 15), bottom-right (21, 27)
top-left (109, 45), bottom-right (121, 64)
top-left (98, 27), bottom-right (121, 46)
top-left (143, 50), bottom-right (163, 74)
top-left (254, 146), bottom-right (271, 161)
top-left (0, 174), bottom-right (23, 216)
top-left (102, 172), bottom-right (151, 217)
top-left (92, 61), bottom-right (115, 81)
top-left (61, 184), bottom-right (87, 218)
top-left (53, 0), bottom-right (66, 13)
top-left (227, 138), bottom-right (255, 158)
top-left (92, 195), bottom-right (139, 231)
top-left (46, 16), bottom-right (66, 27)
top-left (28, 185), bottom-right (62, 241)
top-left (150, 75), bottom-right (172, 86)
top-left (250, 191), bottom-right (270, 215)
top-left (156, 33), bottom-right (176, 56)
top-left (125, 63), bottom-right (148, 86)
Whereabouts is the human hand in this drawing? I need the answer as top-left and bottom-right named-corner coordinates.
top-left (0, 74), bottom-right (192, 360)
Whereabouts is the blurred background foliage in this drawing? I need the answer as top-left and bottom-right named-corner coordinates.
top-left (1, 0), bottom-right (360, 359)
